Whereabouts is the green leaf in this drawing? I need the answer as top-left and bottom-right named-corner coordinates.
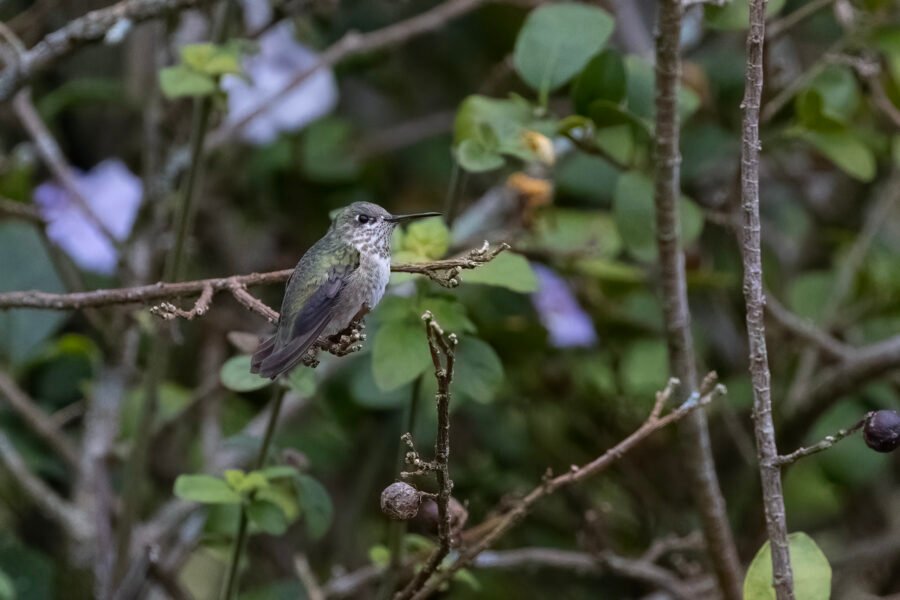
top-left (159, 65), bottom-right (217, 99)
top-left (419, 297), bottom-right (476, 334)
top-left (524, 208), bottom-right (622, 258)
top-left (454, 338), bottom-right (504, 403)
top-left (797, 129), bottom-right (876, 182)
top-left (174, 474), bottom-right (242, 504)
top-left (368, 545), bottom-right (391, 567)
top-left (796, 66), bottom-right (860, 130)
top-left (180, 42), bottom-right (243, 76)
top-left (0, 223), bottom-right (66, 365)
top-left (513, 3), bottom-right (614, 93)
top-left (623, 56), bottom-right (700, 123)
top-left (294, 474), bottom-right (333, 540)
top-left (283, 366), bottom-right (316, 396)
top-left (372, 320), bottom-right (431, 391)
top-left (705, 0), bottom-right (786, 30)
top-left (226, 470), bottom-right (268, 494)
top-left (301, 118), bottom-right (360, 182)
top-left (220, 355), bottom-right (271, 392)
top-left (397, 217), bottom-right (450, 261)
top-left (572, 50), bottom-right (626, 115)
top-left (0, 568), bottom-right (14, 600)
top-left (460, 252), bottom-right (538, 292)
top-left (454, 95), bottom-right (533, 145)
top-left (455, 139), bottom-right (505, 172)
top-left (247, 499), bottom-right (289, 535)
top-left (743, 532), bottom-right (831, 600)
top-left (260, 466), bottom-right (299, 480)
top-left (620, 340), bottom-right (669, 399)
top-left (787, 271), bottom-right (833, 324)
top-left (613, 171), bottom-right (704, 261)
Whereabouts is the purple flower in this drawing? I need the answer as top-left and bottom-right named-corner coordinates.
top-left (34, 159), bottom-right (142, 275)
top-left (531, 264), bottom-right (598, 349)
top-left (221, 22), bottom-right (339, 145)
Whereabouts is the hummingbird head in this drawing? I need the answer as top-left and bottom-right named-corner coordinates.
top-left (332, 202), bottom-right (441, 256)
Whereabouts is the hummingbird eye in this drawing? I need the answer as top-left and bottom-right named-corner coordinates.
top-left (356, 214), bottom-right (371, 224)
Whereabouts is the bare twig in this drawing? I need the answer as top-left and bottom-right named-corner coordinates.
top-left (652, 2), bottom-right (742, 598)
top-left (0, 196), bottom-right (43, 223)
top-left (228, 281), bottom-right (279, 323)
top-left (0, 243), bottom-right (509, 310)
top-left (149, 284), bottom-right (213, 321)
top-left (765, 293), bottom-right (851, 360)
top-left (0, 432), bottom-right (92, 541)
top-left (12, 89), bottom-right (122, 250)
top-left (0, 370), bottom-right (80, 468)
top-left (775, 413), bottom-right (868, 466)
top-left (395, 312), bottom-right (457, 600)
top-left (295, 555), bottom-right (326, 600)
top-left (740, 1), bottom-right (794, 597)
top-left (0, 0), bottom-right (212, 102)
top-left (408, 377), bottom-right (725, 599)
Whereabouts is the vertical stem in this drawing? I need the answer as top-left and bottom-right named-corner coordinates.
top-left (652, 2), bottom-right (743, 598)
top-left (219, 385), bottom-right (287, 600)
top-left (740, 1), bottom-right (794, 598)
top-left (113, 0), bottom-right (237, 586)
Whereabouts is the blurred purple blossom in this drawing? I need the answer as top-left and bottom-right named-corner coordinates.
top-left (531, 264), bottom-right (598, 349)
top-left (221, 21), bottom-right (339, 145)
top-left (34, 159), bottom-right (142, 275)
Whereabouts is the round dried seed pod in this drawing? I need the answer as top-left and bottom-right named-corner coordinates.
top-left (380, 481), bottom-right (421, 520)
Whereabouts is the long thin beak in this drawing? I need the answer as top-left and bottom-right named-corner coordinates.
top-left (385, 211), bottom-right (441, 223)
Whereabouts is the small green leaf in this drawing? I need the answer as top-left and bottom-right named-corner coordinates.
top-left (787, 271), bottom-right (833, 324)
top-left (454, 338), bottom-right (504, 403)
top-left (159, 65), bottom-right (217, 99)
top-left (513, 3), bottom-right (615, 93)
top-left (398, 217), bottom-right (450, 261)
top-left (797, 130), bottom-right (876, 182)
top-left (461, 252), bottom-right (538, 293)
top-left (295, 474), bottom-right (333, 540)
top-left (524, 208), bottom-right (622, 258)
top-left (368, 545), bottom-right (391, 567)
top-left (180, 42), bottom-right (244, 76)
top-left (455, 139), bottom-right (505, 172)
top-left (247, 499), bottom-right (289, 535)
top-left (283, 366), bottom-right (316, 396)
top-left (234, 471), bottom-right (269, 494)
top-left (301, 118), bottom-right (360, 182)
top-left (372, 320), bottom-right (431, 391)
top-left (623, 56), bottom-right (700, 123)
top-left (743, 532), bottom-right (831, 600)
top-left (260, 466), bottom-right (300, 480)
top-left (0, 568), bottom-right (14, 600)
top-left (220, 355), bottom-right (271, 392)
top-left (224, 469), bottom-right (245, 490)
top-left (705, 0), bottom-right (786, 30)
top-left (572, 50), bottom-right (627, 115)
top-left (419, 297), bottom-right (475, 334)
top-left (174, 474), bottom-right (242, 504)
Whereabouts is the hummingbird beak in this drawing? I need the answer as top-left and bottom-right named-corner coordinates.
top-left (384, 211), bottom-right (441, 223)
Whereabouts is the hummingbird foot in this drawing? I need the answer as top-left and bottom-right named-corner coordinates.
top-left (298, 320), bottom-right (368, 368)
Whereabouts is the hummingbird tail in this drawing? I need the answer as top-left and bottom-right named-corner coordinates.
top-left (250, 335), bottom-right (277, 375)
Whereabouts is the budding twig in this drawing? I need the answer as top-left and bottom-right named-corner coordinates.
top-left (774, 414), bottom-right (869, 466)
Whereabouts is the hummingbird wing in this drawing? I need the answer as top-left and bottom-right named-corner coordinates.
top-left (251, 245), bottom-right (360, 379)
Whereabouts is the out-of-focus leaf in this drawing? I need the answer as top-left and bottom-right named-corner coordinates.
top-left (455, 139), bottom-right (505, 172)
top-left (0, 535), bottom-right (53, 600)
top-left (797, 130), bottom-right (876, 182)
top-left (247, 499), bottom-right (289, 535)
top-left (225, 469), bottom-right (268, 494)
top-left (872, 25), bottom-right (900, 83)
top-left (174, 474), bottom-right (242, 504)
top-left (283, 366), bottom-right (316, 396)
top-left (796, 66), bottom-right (859, 130)
top-left (220, 355), bottom-right (271, 392)
top-left (350, 357), bottom-right (413, 409)
top-left (159, 65), bottom-right (217, 98)
top-left (513, 3), bottom-right (614, 93)
top-left (624, 56), bottom-right (701, 123)
top-left (260, 466), bottom-right (299, 480)
top-left (454, 337), bottom-right (504, 403)
top-left (301, 118), bottom-right (360, 182)
top-left (613, 171), bottom-right (704, 261)
top-left (0, 223), bottom-right (66, 365)
top-left (620, 340), bottom-right (668, 400)
top-left (369, 545), bottom-right (391, 567)
top-left (787, 271), bottom-right (833, 324)
top-left (372, 320), bottom-right (431, 391)
top-left (525, 208), bottom-right (622, 258)
top-left (460, 252), bottom-right (538, 292)
top-left (783, 460), bottom-right (843, 524)
top-left (572, 50), bottom-right (626, 115)
top-left (0, 568), bottom-right (14, 600)
top-left (704, 0), bottom-right (786, 30)
top-left (294, 474), bottom-right (333, 539)
top-left (421, 297), bottom-right (476, 334)
top-left (743, 532), bottom-right (831, 600)
top-left (454, 95), bottom-right (533, 145)
top-left (180, 42), bottom-right (244, 76)
top-left (397, 217), bottom-right (449, 261)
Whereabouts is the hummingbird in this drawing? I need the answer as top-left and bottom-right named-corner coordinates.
top-left (251, 201), bottom-right (440, 379)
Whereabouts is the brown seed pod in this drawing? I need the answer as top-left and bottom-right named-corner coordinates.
top-left (380, 482), bottom-right (421, 520)
top-left (863, 410), bottom-right (900, 453)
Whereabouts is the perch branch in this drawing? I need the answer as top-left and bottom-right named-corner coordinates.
top-left (0, 196), bottom-right (43, 223)
top-left (408, 377), bottom-right (724, 599)
top-left (764, 293), bottom-right (851, 360)
top-left (740, 0), bottom-right (794, 597)
top-left (0, 242), bottom-right (509, 310)
top-left (0, 0), bottom-right (212, 102)
top-left (395, 312), bottom-right (457, 600)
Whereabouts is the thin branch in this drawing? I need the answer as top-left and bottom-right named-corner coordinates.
top-left (0, 196), bottom-right (43, 223)
top-left (408, 377), bottom-right (725, 599)
top-left (0, 243), bottom-right (509, 310)
top-left (775, 413), bottom-right (868, 466)
top-left (0, 0), bottom-right (212, 102)
top-left (767, 0), bottom-right (836, 40)
top-left (764, 293), bottom-right (851, 360)
top-left (652, 2), bottom-right (742, 598)
top-left (740, 1), bottom-right (794, 597)
top-left (0, 370), bottom-right (81, 468)
top-left (295, 555), bottom-right (325, 600)
top-left (0, 432), bottom-right (92, 541)
top-left (395, 312), bottom-right (457, 600)
top-left (149, 284), bottom-right (213, 321)
top-left (205, 0), bottom-right (496, 149)
top-left (228, 282), bottom-right (278, 323)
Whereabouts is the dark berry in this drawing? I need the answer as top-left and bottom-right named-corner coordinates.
top-left (863, 410), bottom-right (900, 453)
